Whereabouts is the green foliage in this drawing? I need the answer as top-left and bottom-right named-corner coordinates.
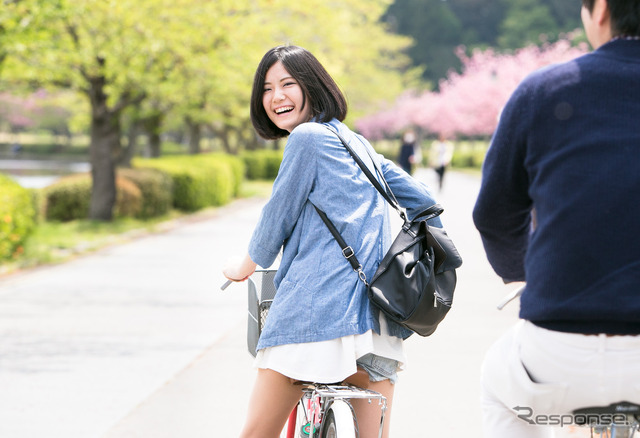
top-left (384, 0), bottom-right (463, 86)
top-left (448, 0), bottom-right (506, 47)
top-left (498, 0), bottom-right (559, 49)
top-left (450, 143), bottom-right (488, 169)
top-left (29, 187), bottom-right (45, 224)
top-left (44, 175), bottom-right (91, 222)
top-left (14, 211), bottom-right (185, 270)
top-left (384, 0), bottom-right (584, 84)
top-left (113, 178), bottom-right (143, 219)
top-left (198, 153), bottom-right (245, 197)
top-left (3, 0), bottom-right (416, 153)
top-left (44, 174), bottom-right (143, 221)
top-left (371, 139), bottom-right (400, 162)
top-left (117, 168), bottom-right (173, 219)
top-left (0, 173), bottom-right (36, 261)
top-left (241, 150), bottom-right (283, 180)
top-left (134, 153), bottom-right (242, 211)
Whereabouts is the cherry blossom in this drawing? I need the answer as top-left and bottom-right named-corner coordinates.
top-left (356, 38), bottom-right (589, 140)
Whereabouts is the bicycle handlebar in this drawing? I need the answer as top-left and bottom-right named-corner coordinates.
top-left (497, 284), bottom-right (525, 310)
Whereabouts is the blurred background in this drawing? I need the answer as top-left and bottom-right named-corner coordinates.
top-left (0, 0), bottom-right (589, 270)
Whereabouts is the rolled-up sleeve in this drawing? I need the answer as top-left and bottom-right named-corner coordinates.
top-left (380, 156), bottom-right (443, 228)
top-left (248, 126), bottom-right (318, 268)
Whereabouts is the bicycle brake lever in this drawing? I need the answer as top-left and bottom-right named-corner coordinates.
top-left (220, 280), bottom-right (233, 291)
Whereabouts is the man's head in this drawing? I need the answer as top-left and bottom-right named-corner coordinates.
top-left (581, 0), bottom-right (640, 47)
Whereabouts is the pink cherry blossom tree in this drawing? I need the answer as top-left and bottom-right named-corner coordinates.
top-left (356, 38), bottom-right (588, 140)
top-left (0, 92), bottom-right (38, 131)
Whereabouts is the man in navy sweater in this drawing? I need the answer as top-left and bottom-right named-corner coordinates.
top-left (473, 0), bottom-right (640, 436)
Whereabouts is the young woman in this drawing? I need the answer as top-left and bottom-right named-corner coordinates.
top-left (223, 45), bottom-right (442, 438)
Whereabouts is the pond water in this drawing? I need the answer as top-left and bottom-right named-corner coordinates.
top-left (0, 159), bottom-right (90, 189)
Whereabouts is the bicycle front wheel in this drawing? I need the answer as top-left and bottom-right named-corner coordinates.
top-left (321, 400), bottom-right (356, 438)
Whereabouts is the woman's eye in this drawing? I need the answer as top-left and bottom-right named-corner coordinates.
top-left (284, 82), bottom-right (295, 87)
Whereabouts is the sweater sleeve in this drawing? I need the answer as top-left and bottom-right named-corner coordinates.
top-left (472, 81), bottom-right (534, 282)
top-left (248, 124), bottom-right (318, 268)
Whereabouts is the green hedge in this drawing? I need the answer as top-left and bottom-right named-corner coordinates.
top-left (199, 153), bottom-right (245, 197)
top-left (0, 173), bottom-right (37, 261)
top-left (118, 167), bottom-right (173, 219)
top-left (43, 174), bottom-right (143, 221)
top-left (134, 153), bottom-right (244, 212)
top-left (451, 147), bottom-right (487, 169)
top-left (241, 149), bottom-right (283, 180)
top-left (44, 175), bottom-right (90, 221)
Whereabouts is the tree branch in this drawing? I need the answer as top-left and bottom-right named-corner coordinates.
top-left (112, 90), bottom-right (147, 114)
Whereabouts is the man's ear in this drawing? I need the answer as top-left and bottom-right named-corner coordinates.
top-left (594, 0), bottom-right (611, 26)
top-left (593, 0), bottom-right (613, 41)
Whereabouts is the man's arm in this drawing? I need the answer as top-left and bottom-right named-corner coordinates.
top-left (473, 85), bottom-right (534, 282)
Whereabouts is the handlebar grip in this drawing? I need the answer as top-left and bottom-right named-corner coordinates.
top-left (497, 284), bottom-right (525, 310)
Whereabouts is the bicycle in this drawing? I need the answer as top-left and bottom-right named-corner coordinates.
top-left (498, 285), bottom-right (640, 438)
top-left (572, 401), bottom-right (640, 438)
top-left (222, 269), bottom-right (387, 438)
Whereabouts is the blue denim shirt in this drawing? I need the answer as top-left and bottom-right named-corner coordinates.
top-left (249, 119), bottom-right (442, 350)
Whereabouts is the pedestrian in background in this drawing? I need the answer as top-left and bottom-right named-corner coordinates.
top-left (430, 133), bottom-right (454, 191)
top-left (397, 130), bottom-right (420, 175)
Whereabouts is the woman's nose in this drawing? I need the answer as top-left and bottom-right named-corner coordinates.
top-left (273, 87), bottom-right (285, 102)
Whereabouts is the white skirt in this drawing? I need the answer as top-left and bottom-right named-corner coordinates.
top-left (254, 315), bottom-right (406, 383)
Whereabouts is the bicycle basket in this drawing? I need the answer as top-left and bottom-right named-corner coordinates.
top-left (247, 270), bottom-right (277, 357)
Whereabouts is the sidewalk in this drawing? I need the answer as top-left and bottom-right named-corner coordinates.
top-left (0, 169), bottom-right (521, 437)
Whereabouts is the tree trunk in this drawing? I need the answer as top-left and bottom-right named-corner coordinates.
top-left (186, 118), bottom-right (201, 154)
top-left (219, 125), bottom-right (232, 154)
top-left (119, 121), bottom-right (140, 167)
top-left (208, 123), bottom-right (232, 153)
top-left (144, 113), bottom-right (163, 158)
top-left (235, 124), bottom-right (257, 152)
top-left (88, 76), bottom-right (119, 221)
top-left (147, 132), bottom-right (160, 157)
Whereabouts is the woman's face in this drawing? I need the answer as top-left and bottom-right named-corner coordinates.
top-left (262, 61), bottom-right (312, 133)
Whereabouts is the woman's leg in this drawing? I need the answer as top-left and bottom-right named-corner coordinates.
top-left (351, 379), bottom-right (394, 438)
top-left (239, 368), bottom-right (303, 438)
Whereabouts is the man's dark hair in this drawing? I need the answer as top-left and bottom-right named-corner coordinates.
top-left (582, 0), bottom-right (640, 37)
top-left (250, 45), bottom-right (348, 140)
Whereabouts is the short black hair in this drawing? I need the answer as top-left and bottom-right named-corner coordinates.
top-left (582, 0), bottom-right (640, 37)
top-left (250, 45), bottom-right (348, 140)
top-left (582, 0), bottom-right (596, 11)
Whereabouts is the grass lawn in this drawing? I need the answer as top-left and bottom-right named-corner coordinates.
top-left (0, 179), bottom-right (273, 276)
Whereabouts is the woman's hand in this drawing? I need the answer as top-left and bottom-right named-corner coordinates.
top-left (223, 253), bottom-right (257, 282)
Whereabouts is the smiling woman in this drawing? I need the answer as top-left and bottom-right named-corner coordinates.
top-left (261, 61), bottom-right (312, 134)
top-left (223, 45), bottom-right (445, 438)
top-left (249, 45), bottom-right (348, 141)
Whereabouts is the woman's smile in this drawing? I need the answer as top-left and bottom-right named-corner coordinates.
top-left (263, 61), bottom-right (312, 132)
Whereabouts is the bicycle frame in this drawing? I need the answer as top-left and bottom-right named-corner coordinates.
top-left (284, 383), bottom-right (387, 438)
top-left (573, 402), bottom-right (640, 438)
top-left (223, 271), bottom-right (388, 437)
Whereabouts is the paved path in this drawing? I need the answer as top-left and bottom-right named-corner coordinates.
top-left (0, 169), bottom-right (521, 437)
